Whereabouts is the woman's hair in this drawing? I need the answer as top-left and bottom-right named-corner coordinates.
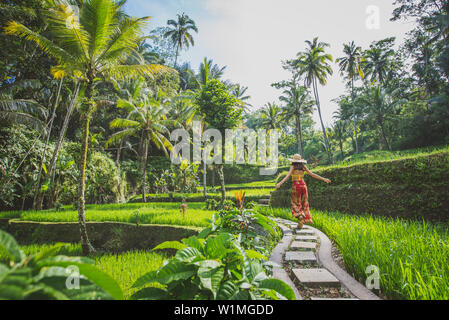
top-left (292, 162), bottom-right (305, 171)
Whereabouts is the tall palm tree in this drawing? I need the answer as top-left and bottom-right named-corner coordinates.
top-left (336, 41), bottom-right (364, 154)
top-left (359, 86), bottom-right (403, 151)
top-left (279, 83), bottom-right (314, 155)
top-left (294, 37), bottom-right (334, 163)
top-left (5, 0), bottom-right (172, 255)
top-left (260, 102), bottom-right (283, 132)
top-left (363, 41), bottom-right (395, 86)
top-left (107, 82), bottom-right (174, 203)
top-left (164, 12), bottom-right (198, 68)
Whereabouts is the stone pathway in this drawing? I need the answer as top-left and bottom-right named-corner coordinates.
top-left (269, 217), bottom-right (381, 301)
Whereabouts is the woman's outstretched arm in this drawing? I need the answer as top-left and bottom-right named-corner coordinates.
top-left (305, 166), bottom-right (331, 184)
top-left (276, 166), bottom-right (294, 189)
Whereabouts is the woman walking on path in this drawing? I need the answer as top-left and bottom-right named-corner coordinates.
top-left (276, 154), bottom-right (331, 228)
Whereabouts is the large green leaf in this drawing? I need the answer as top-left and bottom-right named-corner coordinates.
top-left (0, 284), bottom-right (25, 300)
top-left (258, 278), bottom-right (296, 300)
top-left (182, 236), bottom-right (205, 252)
top-left (156, 261), bottom-right (196, 285)
top-left (205, 233), bottom-right (233, 259)
top-left (0, 230), bottom-right (25, 263)
top-left (37, 258), bottom-right (123, 300)
top-left (152, 241), bottom-right (187, 251)
top-left (216, 280), bottom-right (238, 300)
top-left (130, 287), bottom-right (170, 300)
top-left (23, 283), bottom-right (69, 300)
top-left (174, 247), bottom-right (202, 263)
top-left (197, 227), bottom-right (212, 239)
top-left (198, 266), bottom-right (224, 299)
top-left (131, 270), bottom-right (158, 289)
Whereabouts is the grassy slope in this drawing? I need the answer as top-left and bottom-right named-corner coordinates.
top-left (311, 145), bottom-right (449, 171)
top-left (0, 202), bottom-right (213, 228)
top-left (259, 206), bottom-right (449, 300)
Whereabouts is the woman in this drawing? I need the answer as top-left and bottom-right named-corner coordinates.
top-left (276, 154), bottom-right (331, 228)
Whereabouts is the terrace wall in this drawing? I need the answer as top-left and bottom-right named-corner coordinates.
top-left (1, 220), bottom-right (200, 252)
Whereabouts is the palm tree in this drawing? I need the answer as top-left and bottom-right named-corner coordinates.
top-left (294, 37), bottom-right (334, 163)
top-left (260, 102), bottom-right (283, 132)
top-left (359, 86), bottom-right (403, 151)
top-left (5, 0), bottom-right (172, 255)
top-left (164, 12), bottom-right (198, 68)
top-left (363, 40), bottom-right (395, 86)
top-left (107, 82), bottom-right (174, 203)
top-left (331, 119), bottom-right (348, 159)
top-left (0, 79), bottom-right (47, 132)
top-left (196, 57), bottom-right (226, 88)
top-left (336, 41), bottom-right (364, 154)
top-left (169, 91), bottom-right (197, 130)
top-left (279, 83), bottom-right (314, 155)
top-left (231, 84), bottom-right (252, 109)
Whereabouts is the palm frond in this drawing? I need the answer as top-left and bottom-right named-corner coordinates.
top-left (4, 21), bottom-right (74, 65)
top-left (105, 128), bottom-right (136, 148)
top-left (110, 118), bottom-right (140, 129)
top-left (104, 64), bottom-right (175, 80)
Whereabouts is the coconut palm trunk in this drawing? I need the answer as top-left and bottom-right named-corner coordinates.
top-left (296, 115), bottom-right (303, 155)
top-left (36, 81), bottom-right (80, 210)
top-left (312, 77), bottom-right (332, 163)
top-left (78, 81), bottom-right (95, 256)
top-left (378, 116), bottom-right (391, 151)
top-left (33, 77), bottom-right (64, 210)
top-left (141, 135), bottom-right (149, 203)
top-left (351, 79), bottom-right (359, 154)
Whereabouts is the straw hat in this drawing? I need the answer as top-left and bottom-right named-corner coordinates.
top-left (288, 154), bottom-right (307, 164)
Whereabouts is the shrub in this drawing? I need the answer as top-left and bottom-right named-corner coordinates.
top-left (131, 208), bottom-right (293, 300)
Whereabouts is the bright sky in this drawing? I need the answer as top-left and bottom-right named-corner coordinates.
top-left (124, 0), bottom-right (416, 128)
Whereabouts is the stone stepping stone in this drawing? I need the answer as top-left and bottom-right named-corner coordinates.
top-left (258, 199), bottom-right (270, 205)
top-left (290, 241), bottom-right (316, 251)
top-left (310, 297), bottom-right (359, 301)
top-left (295, 229), bottom-right (315, 235)
top-left (285, 251), bottom-right (317, 264)
top-left (295, 235), bottom-right (318, 242)
top-left (292, 268), bottom-right (341, 288)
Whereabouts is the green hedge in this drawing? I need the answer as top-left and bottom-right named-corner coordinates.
top-left (2, 220), bottom-right (199, 252)
top-left (270, 152), bottom-right (449, 221)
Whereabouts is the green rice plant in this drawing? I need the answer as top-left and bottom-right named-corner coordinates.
top-left (95, 250), bottom-right (167, 299)
top-left (258, 206), bottom-right (449, 300)
top-left (13, 202), bottom-right (214, 227)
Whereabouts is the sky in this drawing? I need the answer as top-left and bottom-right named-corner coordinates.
top-left (124, 0), bottom-right (416, 128)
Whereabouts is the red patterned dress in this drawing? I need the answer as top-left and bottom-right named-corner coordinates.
top-left (291, 169), bottom-right (313, 224)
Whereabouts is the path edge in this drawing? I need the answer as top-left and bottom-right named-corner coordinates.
top-left (269, 224), bottom-right (303, 300)
top-left (310, 226), bottom-right (382, 300)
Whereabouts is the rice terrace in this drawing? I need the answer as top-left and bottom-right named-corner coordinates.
top-left (0, 0), bottom-right (448, 309)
